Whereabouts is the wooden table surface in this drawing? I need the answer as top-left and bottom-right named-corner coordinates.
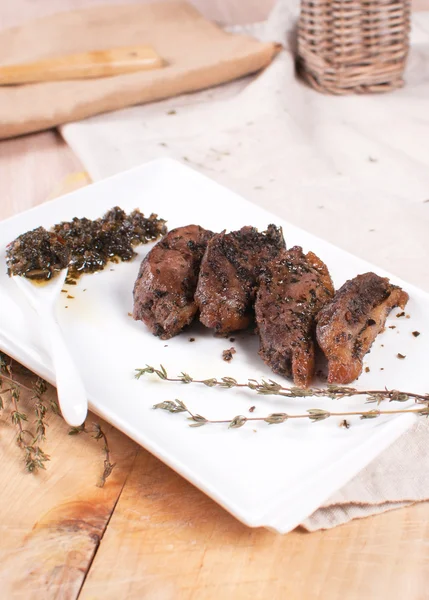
top-left (2, 2), bottom-right (429, 599)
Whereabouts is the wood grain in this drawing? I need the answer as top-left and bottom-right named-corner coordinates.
top-left (1, 1), bottom-right (429, 599)
top-left (80, 451), bottom-right (429, 600)
top-left (0, 368), bottom-right (139, 599)
top-left (0, 131), bottom-right (82, 221)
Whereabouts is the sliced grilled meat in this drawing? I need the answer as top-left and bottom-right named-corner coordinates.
top-left (316, 272), bottom-right (409, 384)
top-left (195, 225), bottom-right (285, 335)
top-left (133, 225), bottom-right (214, 339)
top-left (255, 246), bottom-right (334, 387)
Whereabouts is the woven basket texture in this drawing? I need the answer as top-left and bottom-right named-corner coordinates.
top-left (298, 0), bottom-right (411, 94)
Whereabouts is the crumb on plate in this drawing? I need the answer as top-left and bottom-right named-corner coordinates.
top-left (222, 347), bottom-right (236, 362)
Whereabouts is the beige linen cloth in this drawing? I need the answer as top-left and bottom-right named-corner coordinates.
top-left (0, 1), bottom-right (279, 138)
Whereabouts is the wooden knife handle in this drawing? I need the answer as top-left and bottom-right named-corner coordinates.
top-left (0, 45), bottom-right (164, 85)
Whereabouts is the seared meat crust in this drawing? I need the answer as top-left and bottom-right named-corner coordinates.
top-left (195, 225), bottom-right (285, 335)
top-left (316, 272), bottom-right (409, 384)
top-left (255, 246), bottom-right (334, 387)
top-left (133, 225), bottom-right (213, 339)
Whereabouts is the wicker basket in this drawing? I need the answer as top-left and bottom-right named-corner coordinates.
top-left (297, 0), bottom-right (411, 94)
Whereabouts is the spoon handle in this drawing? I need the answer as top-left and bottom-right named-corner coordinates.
top-left (41, 312), bottom-right (88, 426)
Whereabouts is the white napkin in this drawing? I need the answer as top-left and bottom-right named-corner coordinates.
top-left (61, 2), bottom-right (429, 530)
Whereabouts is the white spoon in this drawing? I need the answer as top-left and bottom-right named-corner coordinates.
top-left (13, 270), bottom-right (88, 426)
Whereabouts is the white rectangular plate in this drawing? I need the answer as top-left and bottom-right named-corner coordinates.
top-left (1, 158), bottom-right (427, 533)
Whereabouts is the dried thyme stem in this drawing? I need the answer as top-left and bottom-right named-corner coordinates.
top-left (206, 408), bottom-right (427, 422)
top-left (69, 422), bottom-right (116, 487)
top-left (33, 378), bottom-right (49, 443)
top-left (10, 388), bottom-right (33, 445)
top-left (0, 372), bottom-right (35, 394)
top-left (136, 365), bottom-right (429, 405)
top-left (92, 423), bottom-right (116, 488)
top-left (1, 353), bottom-right (113, 482)
top-left (8, 380), bottom-right (50, 471)
top-left (153, 399), bottom-right (429, 428)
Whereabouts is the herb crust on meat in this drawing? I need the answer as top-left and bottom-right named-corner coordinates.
top-left (255, 246), bottom-right (334, 387)
top-left (133, 225), bottom-right (213, 339)
top-left (316, 272), bottom-right (409, 384)
top-left (195, 225), bottom-right (285, 335)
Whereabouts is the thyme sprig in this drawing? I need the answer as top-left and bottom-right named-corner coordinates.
top-left (136, 365), bottom-right (429, 406)
top-left (4, 357), bottom-right (50, 472)
top-left (153, 399), bottom-right (429, 428)
top-left (69, 423), bottom-right (116, 488)
top-left (92, 423), bottom-right (116, 487)
top-left (0, 352), bottom-right (114, 484)
top-left (140, 364), bottom-right (429, 427)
